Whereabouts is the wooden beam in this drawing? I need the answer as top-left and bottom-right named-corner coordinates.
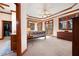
top-left (15, 3), bottom-right (22, 56)
top-left (11, 10), bottom-right (16, 13)
top-left (0, 3), bottom-right (9, 7)
top-left (0, 5), bottom-right (5, 9)
top-left (0, 11), bottom-right (11, 15)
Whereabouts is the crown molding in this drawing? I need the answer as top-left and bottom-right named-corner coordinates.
top-left (27, 15), bottom-right (44, 19)
top-left (44, 3), bottom-right (78, 19)
top-left (53, 8), bottom-right (79, 18)
top-left (27, 3), bottom-right (78, 19)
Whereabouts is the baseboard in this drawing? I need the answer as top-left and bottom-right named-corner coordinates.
top-left (21, 48), bottom-right (27, 56)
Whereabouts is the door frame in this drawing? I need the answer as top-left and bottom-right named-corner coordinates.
top-left (2, 21), bottom-right (12, 39)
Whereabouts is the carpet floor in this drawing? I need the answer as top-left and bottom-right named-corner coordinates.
top-left (0, 37), bottom-right (16, 56)
top-left (0, 36), bottom-right (72, 56)
top-left (23, 36), bottom-right (72, 56)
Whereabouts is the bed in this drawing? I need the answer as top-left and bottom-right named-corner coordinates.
top-left (27, 31), bottom-right (46, 39)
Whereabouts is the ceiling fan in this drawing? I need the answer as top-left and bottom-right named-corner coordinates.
top-left (39, 4), bottom-right (52, 18)
top-left (0, 3), bottom-right (9, 9)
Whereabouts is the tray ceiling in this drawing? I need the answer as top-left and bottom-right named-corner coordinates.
top-left (26, 3), bottom-right (76, 18)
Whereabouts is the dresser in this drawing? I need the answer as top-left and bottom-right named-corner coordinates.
top-left (57, 31), bottom-right (72, 41)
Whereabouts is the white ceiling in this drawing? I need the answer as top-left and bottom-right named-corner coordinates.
top-left (26, 3), bottom-right (75, 18)
top-left (0, 3), bottom-right (78, 18)
top-left (0, 3), bottom-right (16, 13)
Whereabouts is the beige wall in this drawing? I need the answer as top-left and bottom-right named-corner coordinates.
top-left (53, 17), bottom-right (59, 36)
top-left (0, 13), bottom-right (11, 39)
top-left (21, 4), bottom-right (27, 53)
top-left (12, 12), bottom-right (16, 34)
top-left (35, 23), bottom-right (38, 31)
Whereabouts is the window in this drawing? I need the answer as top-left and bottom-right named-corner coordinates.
top-left (45, 20), bottom-right (53, 35)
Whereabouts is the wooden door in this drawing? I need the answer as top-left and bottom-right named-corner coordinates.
top-left (73, 17), bottom-right (79, 56)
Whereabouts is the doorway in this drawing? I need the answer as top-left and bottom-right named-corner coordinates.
top-left (0, 21), bottom-right (12, 56)
top-left (2, 21), bottom-right (12, 37)
top-left (45, 20), bottom-right (53, 35)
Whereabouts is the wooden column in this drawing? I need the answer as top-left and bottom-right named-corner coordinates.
top-left (73, 17), bottom-right (79, 56)
top-left (16, 3), bottom-right (21, 56)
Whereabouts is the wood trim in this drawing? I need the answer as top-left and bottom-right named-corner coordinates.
top-left (11, 10), bottom-right (16, 13)
top-left (0, 3), bottom-right (9, 7)
top-left (0, 11), bottom-right (11, 15)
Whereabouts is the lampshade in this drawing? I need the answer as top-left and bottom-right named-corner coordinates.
top-left (27, 28), bottom-right (31, 32)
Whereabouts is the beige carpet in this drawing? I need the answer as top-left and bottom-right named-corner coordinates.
top-left (1, 36), bottom-right (72, 56)
top-left (23, 36), bottom-right (72, 56)
top-left (0, 37), bottom-right (16, 56)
